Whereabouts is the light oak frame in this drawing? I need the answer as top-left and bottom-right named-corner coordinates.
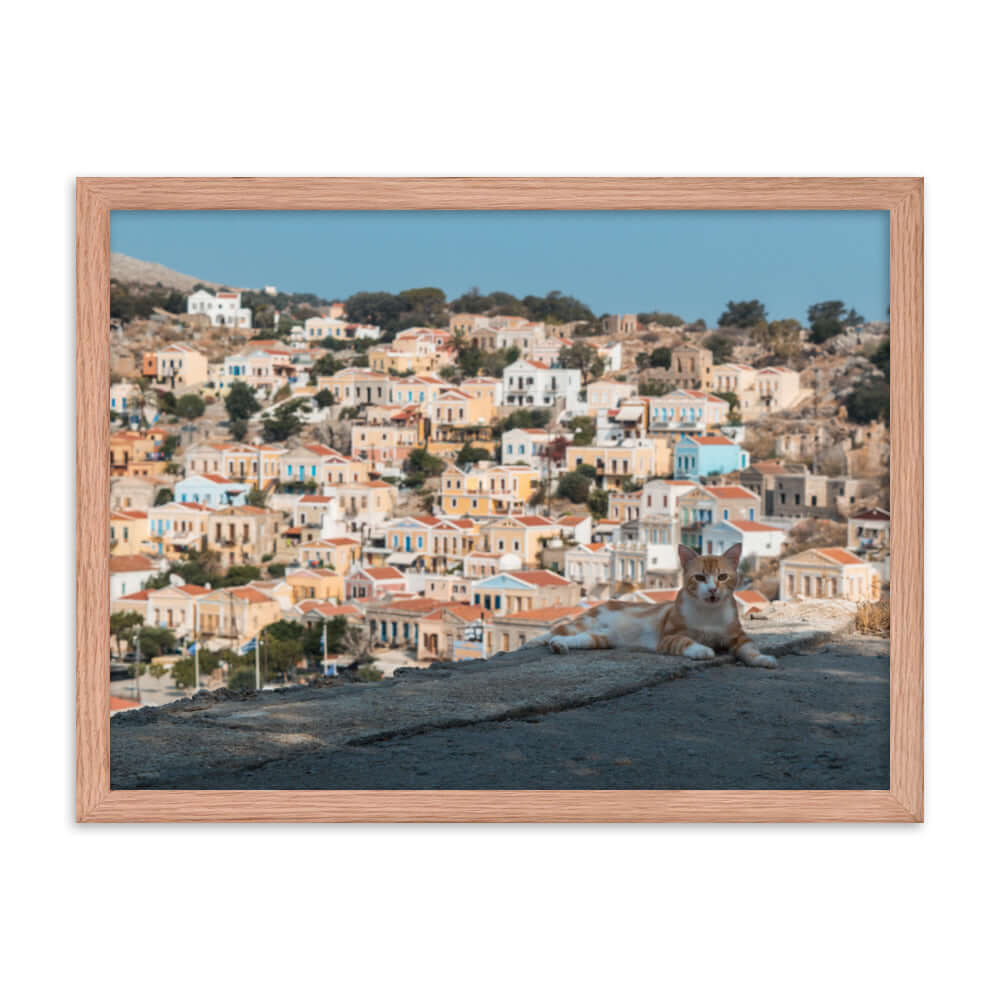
top-left (77, 178), bottom-right (923, 822)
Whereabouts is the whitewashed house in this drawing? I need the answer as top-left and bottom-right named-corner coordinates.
top-left (503, 360), bottom-right (582, 408)
top-left (187, 289), bottom-right (253, 329)
top-left (701, 519), bottom-right (786, 565)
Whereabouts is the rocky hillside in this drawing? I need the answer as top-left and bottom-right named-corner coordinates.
top-left (110, 253), bottom-right (235, 292)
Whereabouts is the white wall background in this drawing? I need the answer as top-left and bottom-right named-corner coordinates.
top-left (1, 2), bottom-right (996, 998)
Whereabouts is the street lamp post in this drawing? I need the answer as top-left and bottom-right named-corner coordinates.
top-left (194, 602), bottom-right (200, 691)
top-left (255, 629), bottom-right (261, 691)
top-left (133, 632), bottom-right (141, 704)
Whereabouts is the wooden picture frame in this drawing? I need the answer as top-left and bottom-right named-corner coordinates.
top-left (78, 178), bottom-right (923, 822)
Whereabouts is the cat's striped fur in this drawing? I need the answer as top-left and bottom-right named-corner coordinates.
top-left (531, 543), bottom-right (777, 668)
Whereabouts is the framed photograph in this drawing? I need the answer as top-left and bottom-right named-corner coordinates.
top-left (78, 178), bottom-right (922, 822)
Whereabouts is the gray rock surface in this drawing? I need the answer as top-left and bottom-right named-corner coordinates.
top-left (112, 599), bottom-right (876, 790)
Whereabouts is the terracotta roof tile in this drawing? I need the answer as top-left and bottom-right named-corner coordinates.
top-left (706, 486), bottom-right (757, 500)
top-left (508, 570), bottom-right (571, 587)
top-left (110, 555), bottom-right (157, 573)
top-left (816, 547), bottom-right (865, 565)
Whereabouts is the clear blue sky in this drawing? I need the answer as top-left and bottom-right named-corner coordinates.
top-left (111, 210), bottom-right (889, 325)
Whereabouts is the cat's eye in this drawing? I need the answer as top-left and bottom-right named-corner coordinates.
top-left (718, 573), bottom-right (729, 581)
top-left (694, 574), bottom-right (706, 582)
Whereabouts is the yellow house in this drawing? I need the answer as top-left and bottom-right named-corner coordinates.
top-left (369, 344), bottom-right (438, 374)
top-left (414, 604), bottom-right (489, 662)
top-left (607, 491), bottom-right (642, 523)
top-left (439, 464), bottom-right (536, 517)
top-left (181, 442), bottom-right (285, 489)
top-left (431, 388), bottom-right (494, 429)
top-left (316, 367), bottom-right (394, 407)
top-left (195, 586), bottom-right (283, 647)
top-left (381, 515), bottom-right (435, 557)
top-left (471, 569), bottom-right (582, 616)
top-left (459, 377), bottom-right (503, 408)
top-left (297, 537), bottom-right (361, 579)
top-left (110, 429), bottom-right (170, 478)
top-left (284, 567), bottom-right (346, 603)
top-left (565, 441), bottom-right (667, 491)
top-left (482, 515), bottom-right (562, 567)
top-left (427, 518), bottom-right (482, 566)
top-left (205, 506), bottom-right (284, 567)
top-left (352, 423), bottom-right (421, 471)
top-left (110, 509), bottom-right (150, 556)
top-left (147, 584), bottom-right (212, 638)
top-left (779, 547), bottom-right (882, 602)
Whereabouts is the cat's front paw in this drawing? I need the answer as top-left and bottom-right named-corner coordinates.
top-left (684, 642), bottom-right (715, 660)
top-left (548, 638), bottom-right (568, 655)
top-left (752, 653), bottom-right (778, 670)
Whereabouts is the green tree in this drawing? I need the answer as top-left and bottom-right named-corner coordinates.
top-left (175, 394), bottom-right (206, 419)
top-left (870, 337), bottom-right (890, 378)
top-left (498, 409), bottom-right (553, 434)
top-left (261, 400), bottom-right (307, 442)
top-left (704, 332), bottom-right (736, 364)
top-left (227, 666), bottom-right (257, 693)
top-left (137, 626), bottom-right (177, 660)
top-left (456, 443), bottom-right (492, 465)
top-left (221, 565), bottom-right (261, 588)
top-left (153, 487), bottom-right (174, 506)
top-left (648, 347), bottom-right (672, 369)
top-left (400, 287), bottom-right (448, 327)
top-left (520, 290), bottom-right (595, 324)
top-left (262, 635), bottom-right (304, 682)
top-left (587, 488), bottom-right (608, 518)
top-left (404, 447), bottom-right (446, 486)
top-left (110, 610), bottom-right (144, 657)
top-left (225, 381), bottom-right (261, 422)
top-left (161, 434), bottom-right (181, 460)
top-left (311, 352), bottom-right (343, 379)
top-left (845, 377), bottom-right (889, 424)
top-left (638, 312), bottom-right (684, 327)
top-left (456, 344), bottom-right (484, 377)
top-left (246, 486), bottom-right (268, 507)
top-left (267, 561), bottom-right (289, 578)
top-left (718, 299), bottom-right (767, 328)
top-left (171, 650), bottom-right (221, 690)
top-left (576, 462), bottom-right (598, 480)
top-left (716, 390), bottom-right (741, 421)
top-left (314, 388), bottom-right (334, 408)
top-left (807, 300), bottom-right (862, 344)
top-left (557, 341), bottom-right (604, 382)
top-left (230, 418), bottom-right (248, 441)
top-left (557, 471), bottom-right (592, 504)
top-left (344, 291), bottom-right (408, 331)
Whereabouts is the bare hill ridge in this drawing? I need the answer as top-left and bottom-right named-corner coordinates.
top-left (110, 253), bottom-right (242, 292)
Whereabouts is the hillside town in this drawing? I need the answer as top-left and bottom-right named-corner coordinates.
top-left (108, 274), bottom-right (890, 706)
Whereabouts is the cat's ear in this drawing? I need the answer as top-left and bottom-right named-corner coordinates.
top-left (678, 545), bottom-right (698, 570)
top-left (723, 542), bottom-right (742, 567)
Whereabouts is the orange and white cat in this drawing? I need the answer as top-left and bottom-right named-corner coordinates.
top-left (532, 543), bottom-right (777, 668)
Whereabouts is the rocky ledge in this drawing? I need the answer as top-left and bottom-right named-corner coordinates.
top-left (110, 599), bottom-right (873, 789)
